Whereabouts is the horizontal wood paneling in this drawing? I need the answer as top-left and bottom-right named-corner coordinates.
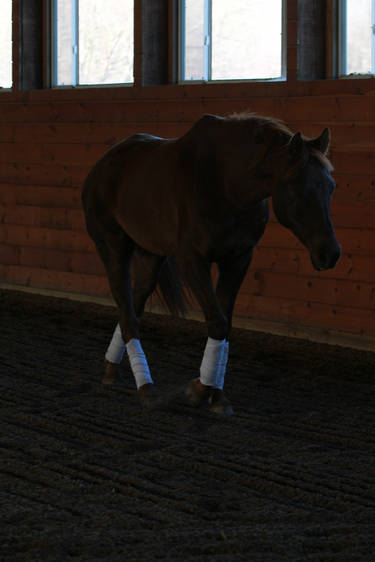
top-left (0, 184), bottom-right (82, 208)
top-left (1, 81), bottom-right (375, 342)
top-left (0, 224), bottom-right (95, 252)
top-left (0, 163), bottom-right (88, 186)
top-left (0, 264), bottom-right (109, 296)
top-left (0, 204), bottom-right (85, 230)
top-left (0, 244), bottom-right (104, 275)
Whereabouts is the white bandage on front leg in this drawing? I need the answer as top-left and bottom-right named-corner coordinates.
top-left (200, 337), bottom-right (229, 390)
top-left (105, 323), bottom-right (126, 364)
top-left (126, 338), bottom-right (154, 389)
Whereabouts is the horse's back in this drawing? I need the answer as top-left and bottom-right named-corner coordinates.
top-left (82, 133), bottom-right (166, 199)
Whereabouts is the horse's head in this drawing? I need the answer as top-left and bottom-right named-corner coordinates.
top-left (272, 128), bottom-right (341, 271)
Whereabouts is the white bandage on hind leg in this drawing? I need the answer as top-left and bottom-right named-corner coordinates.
top-left (105, 323), bottom-right (126, 364)
top-left (200, 337), bottom-right (229, 390)
top-left (126, 338), bottom-right (154, 389)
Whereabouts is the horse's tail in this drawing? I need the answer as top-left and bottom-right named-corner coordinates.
top-left (157, 257), bottom-right (190, 318)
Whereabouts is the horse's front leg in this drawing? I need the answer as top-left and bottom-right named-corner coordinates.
top-left (181, 254), bottom-right (233, 414)
top-left (185, 252), bottom-right (253, 415)
top-left (209, 251), bottom-right (253, 413)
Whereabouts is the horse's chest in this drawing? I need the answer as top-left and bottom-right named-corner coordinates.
top-left (206, 210), bottom-right (269, 261)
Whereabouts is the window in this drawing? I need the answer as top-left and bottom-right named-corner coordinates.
top-left (339, 0), bottom-right (375, 75)
top-left (52, 0), bottom-right (134, 86)
top-left (179, 0), bottom-right (285, 82)
top-left (0, 0), bottom-right (12, 89)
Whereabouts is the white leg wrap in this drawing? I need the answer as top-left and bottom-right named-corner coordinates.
top-left (200, 338), bottom-right (229, 390)
top-left (105, 323), bottom-right (125, 364)
top-left (126, 338), bottom-right (154, 389)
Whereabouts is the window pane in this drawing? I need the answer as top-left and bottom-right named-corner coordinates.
top-left (0, 0), bottom-right (12, 88)
top-left (79, 0), bottom-right (134, 85)
top-left (346, 0), bottom-right (372, 74)
top-left (212, 0), bottom-right (283, 80)
top-left (55, 0), bottom-right (75, 86)
top-left (183, 0), bottom-right (206, 80)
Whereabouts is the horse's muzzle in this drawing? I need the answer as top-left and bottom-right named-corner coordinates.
top-left (311, 242), bottom-right (341, 271)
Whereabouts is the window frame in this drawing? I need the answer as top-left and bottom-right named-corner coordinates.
top-left (338, 0), bottom-right (375, 77)
top-left (0, 0), bottom-right (13, 90)
top-left (178, 0), bottom-right (287, 84)
top-left (51, 0), bottom-right (78, 87)
top-left (51, 0), bottom-right (134, 88)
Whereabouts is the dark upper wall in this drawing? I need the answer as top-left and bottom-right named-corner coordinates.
top-left (1, 0), bottom-right (375, 349)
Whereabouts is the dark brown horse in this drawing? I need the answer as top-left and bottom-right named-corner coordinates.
top-left (82, 113), bottom-right (340, 415)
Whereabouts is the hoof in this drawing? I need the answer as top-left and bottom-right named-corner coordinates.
top-left (102, 360), bottom-right (118, 385)
top-left (186, 379), bottom-right (233, 414)
top-left (138, 383), bottom-right (157, 409)
top-left (209, 389), bottom-right (234, 416)
top-left (186, 378), bottom-right (211, 407)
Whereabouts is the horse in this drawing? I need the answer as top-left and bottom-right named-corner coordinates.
top-left (82, 113), bottom-right (341, 415)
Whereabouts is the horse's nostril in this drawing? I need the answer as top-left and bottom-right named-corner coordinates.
top-left (313, 242), bottom-right (341, 271)
top-left (320, 246), bottom-right (341, 269)
top-left (318, 250), bottom-right (328, 266)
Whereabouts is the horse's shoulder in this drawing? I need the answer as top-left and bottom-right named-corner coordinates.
top-left (181, 115), bottom-right (223, 143)
top-left (193, 114), bottom-right (224, 131)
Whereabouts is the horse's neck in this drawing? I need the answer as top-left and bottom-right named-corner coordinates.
top-left (249, 137), bottom-right (289, 201)
top-left (227, 176), bottom-right (271, 215)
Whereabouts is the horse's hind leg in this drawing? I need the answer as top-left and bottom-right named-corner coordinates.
top-left (132, 249), bottom-right (165, 318)
top-left (94, 230), bottom-right (155, 403)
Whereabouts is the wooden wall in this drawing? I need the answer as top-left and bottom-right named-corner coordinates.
top-left (1, 0), bottom-right (375, 348)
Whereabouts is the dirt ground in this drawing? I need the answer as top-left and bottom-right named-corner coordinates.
top-left (1, 289), bottom-right (375, 561)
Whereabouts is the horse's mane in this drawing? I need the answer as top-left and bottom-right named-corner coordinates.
top-left (227, 111), bottom-right (293, 138)
top-left (226, 112), bottom-right (334, 173)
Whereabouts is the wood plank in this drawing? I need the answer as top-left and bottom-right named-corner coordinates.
top-left (12, 122), bottom-right (190, 144)
top-left (0, 224), bottom-right (95, 252)
top-left (1, 95), bottom-right (375, 126)
top-left (262, 222), bottom-right (375, 256)
top-left (332, 175), bottom-right (375, 204)
top-left (234, 293), bottom-right (375, 336)
top-left (0, 98), bottom-right (278, 124)
top-left (0, 163), bottom-right (88, 186)
top-left (0, 142), bottom-right (106, 166)
top-left (252, 246), bottom-right (375, 283)
top-left (241, 270), bottom-right (375, 310)
top-left (0, 204), bottom-right (86, 230)
top-left (331, 150), bottom-right (375, 174)
top-left (0, 243), bottom-right (105, 275)
top-left (331, 202), bottom-right (375, 229)
top-left (0, 184), bottom-right (82, 208)
top-left (0, 143), bottom-right (42, 163)
top-left (0, 124), bottom-right (15, 142)
top-left (0, 264), bottom-right (110, 296)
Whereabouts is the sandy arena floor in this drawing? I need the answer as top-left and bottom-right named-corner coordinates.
top-left (1, 289), bottom-right (375, 561)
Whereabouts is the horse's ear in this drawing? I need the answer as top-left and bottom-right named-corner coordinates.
top-left (308, 127), bottom-right (330, 154)
top-left (288, 132), bottom-right (304, 157)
